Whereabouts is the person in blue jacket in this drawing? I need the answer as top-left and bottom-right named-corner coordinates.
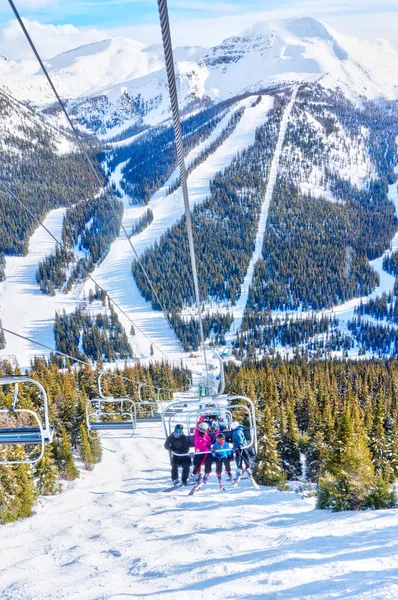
top-left (231, 421), bottom-right (255, 477)
top-left (212, 432), bottom-right (233, 484)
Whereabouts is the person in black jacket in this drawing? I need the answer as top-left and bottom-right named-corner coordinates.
top-left (164, 424), bottom-right (191, 485)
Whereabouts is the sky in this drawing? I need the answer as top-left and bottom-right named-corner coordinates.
top-left (0, 0), bottom-right (398, 59)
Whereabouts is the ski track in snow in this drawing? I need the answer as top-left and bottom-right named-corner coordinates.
top-left (229, 87), bottom-right (298, 340)
top-left (1, 422), bottom-right (398, 599)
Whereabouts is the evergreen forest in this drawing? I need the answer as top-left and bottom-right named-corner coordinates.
top-left (0, 90), bottom-right (100, 258)
top-left (227, 356), bottom-right (398, 511)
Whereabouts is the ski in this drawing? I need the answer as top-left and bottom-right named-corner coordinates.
top-left (233, 469), bottom-right (260, 489)
top-left (247, 471), bottom-right (260, 489)
top-left (233, 469), bottom-right (244, 486)
top-left (188, 473), bottom-right (211, 496)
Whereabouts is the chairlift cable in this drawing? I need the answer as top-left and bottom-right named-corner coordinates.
top-left (7, 0), bottom-right (180, 344)
top-left (1, 325), bottom-right (174, 391)
top-left (157, 0), bottom-right (209, 383)
top-left (0, 179), bottom-right (171, 363)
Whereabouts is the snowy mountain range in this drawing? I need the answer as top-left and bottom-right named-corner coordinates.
top-left (2, 17), bottom-right (398, 138)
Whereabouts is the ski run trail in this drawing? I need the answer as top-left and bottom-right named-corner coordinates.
top-left (1, 420), bottom-right (398, 600)
top-left (229, 87), bottom-right (298, 339)
top-left (0, 94), bottom-right (273, 368)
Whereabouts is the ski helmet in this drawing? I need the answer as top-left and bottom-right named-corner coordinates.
top-left (198, 421), bottom-right (209, 432)
top-left (231, 421), bottom-right (239, 430)
top-left (174, 424), bottom-right (184, 431)
top-left (216, 432), bottom-right (225, 440)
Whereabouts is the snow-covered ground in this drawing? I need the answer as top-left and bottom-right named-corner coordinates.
top-left (0, 95), bottom-right (273, 368)
top-left (1, 420), bottom-right (398, 599)
top-left (0, 208), bottom-right (77, 365)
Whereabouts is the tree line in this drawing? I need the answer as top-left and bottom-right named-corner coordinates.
top-left (54, 305), bottom-right (133, 362)
top-left (227, 356), bottom-right (398, 511)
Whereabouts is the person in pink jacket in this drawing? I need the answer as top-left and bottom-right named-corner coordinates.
top-left (193, 421), bottom-right (213, 480)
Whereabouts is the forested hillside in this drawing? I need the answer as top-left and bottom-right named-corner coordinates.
top-left (106, 96), bottom-right (245, 204)
top-left (236, 88), bottom-right (398, 357)
top-left (133, 94), bottom-right (285, 348)
top-left (248, 87), bottom-right (397, 312)
top-left (54, 303), bottom-right (133, 362)
top-left (36, 195), bottom-right (123, 295)
top-left (0, 358), bottom-right (190, 523)
top-left (0, 89), bottom-right (100, 258)
top-left (227, 356), bottom-right (398, 510)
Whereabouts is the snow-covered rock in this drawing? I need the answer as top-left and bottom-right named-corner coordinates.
top-left (3, 17), bottom-right (398, 138)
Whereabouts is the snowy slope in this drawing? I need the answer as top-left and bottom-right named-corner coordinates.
top-left (0, 95), bottom-right (273, 368)
top-left (229, 88), bottom-right (298, 339)
top-left (1, 421), bottom-right (398, 599)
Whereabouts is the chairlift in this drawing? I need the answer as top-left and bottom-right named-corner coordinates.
top-left (162, 353), bottom-right (257, 462)
top-left (0, 376), bottom-right (54, 465)
top-left (86, 373), bottom-right (136, 438)
top-left (135, 381), bottom-right (162, 423)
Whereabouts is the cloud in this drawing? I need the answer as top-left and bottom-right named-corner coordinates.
top-left (0, 18), bottom-right (109, 60)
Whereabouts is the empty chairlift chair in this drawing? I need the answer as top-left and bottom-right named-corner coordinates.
top-left (86, 373), bottom-right (137, 438)
top-left (0, 376), bottom-right (54, 465)
top-left (135, 381), bottom-right (163, 423)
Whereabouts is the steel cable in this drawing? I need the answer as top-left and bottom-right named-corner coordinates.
top-left (157, 0), bottom-right (209, 383)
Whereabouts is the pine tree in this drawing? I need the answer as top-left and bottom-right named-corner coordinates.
top-left (369, 393), bottom-right (388, 475)
top-left (306, 428), bottom-right (328, 483)
top-left (8, 447), bottom-right (38, 520)
top-left (89, 433), bottom-right (102, 464)
top-left (80, 425), bottom-right (95, 470)
top-left (318, 405), bottom-right (375, 511)
top-left (35, 444), bottom-right (60, 495)
top-left (366, 466), bottom-right (397, 509)
top-left (279, 401), bottom-right (302, 480)
top-left (0, 448), bottom-right (20, 523)
top-left (55, 425), bottom-right (79, 480)
top-left (253, 406), bottom-right (283, 486)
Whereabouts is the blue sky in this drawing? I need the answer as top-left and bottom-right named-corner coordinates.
top-left (0, 0), bottom-right (398, 59)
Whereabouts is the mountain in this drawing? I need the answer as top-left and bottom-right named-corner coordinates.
top-left (3, 17), bottom-right (398, 139)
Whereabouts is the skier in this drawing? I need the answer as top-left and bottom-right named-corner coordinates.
top-left (231, 421), bottom-right (256, 479)
top-left (212, 432), bottom-right (233, 486)
top-left (193, 421), bottom-right (213, 481)
top-left (164, 423), bottom-right (191, 486)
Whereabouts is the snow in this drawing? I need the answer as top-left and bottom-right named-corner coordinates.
top-left (229, 88), bottom-right (298, 340)
top-left (82, 95), bottom-right (273, 363)
top-left (4, 17), bottom-right (398, 138)
top-left (1, 420), bottom-right (398, 599)
top-left (0, 208), bottom-right (76, 365)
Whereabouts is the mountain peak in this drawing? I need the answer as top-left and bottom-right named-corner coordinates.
top-left (240, 17), bottom-right (332, 41)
